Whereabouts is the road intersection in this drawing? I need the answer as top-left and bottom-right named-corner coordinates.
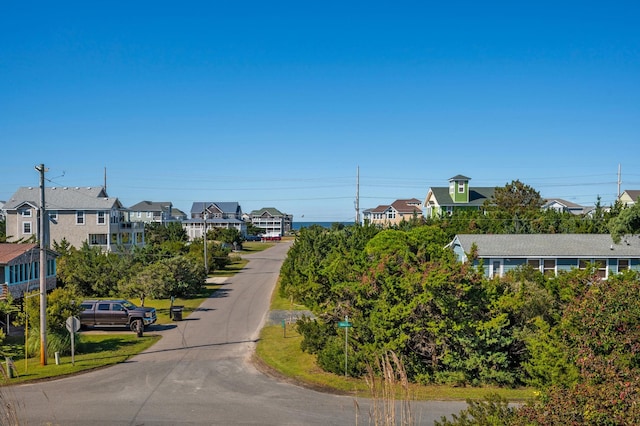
top-left (8, 241), bottom-right (466, 425)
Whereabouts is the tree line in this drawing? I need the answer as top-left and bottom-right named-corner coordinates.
top-left (2, 221), bottom-right (244, 358)
top-left (279, 181), bottom-right (640, 424)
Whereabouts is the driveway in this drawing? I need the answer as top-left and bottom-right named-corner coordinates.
top-left (7, 241), bottom-right (467, 425)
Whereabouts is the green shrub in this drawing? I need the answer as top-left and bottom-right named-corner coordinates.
top-left (26, 328), bottom-right (74, 357)
top-left (435, 393), bottom-right (519, 426)
top-left (296, 316), bottom-right (332, 354)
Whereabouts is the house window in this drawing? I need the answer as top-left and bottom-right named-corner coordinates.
top-left (23, 222), bottom-right (32, 234)
top-left (97, 211), bottom-right (106, 225)
top-left (147, 212), bottom-right (153, 218)
top-left (458, 182), bottom-right (465, 193)
top-left (136, 212), bottom-right (142, 218)
top-left (21, 209), bottom-right (32, 217)
top-left (48, 210), bottom-right (58, 221)
top-left (89, 234), bottom-right (108, 245)
top-left (491, 260), bottom-right (501, 278)
top-left (76, 211), bottom-right (85, 225)
top-left (595, 259), bottom-right (606, 278)
top-left (578, 259), bottom-right (607, 278)
top-left (619, 259), bottom-right (630, 271)
top-left (543, 259), bottom-right (556, 276)
top-left (47, 259), bottom-right (56, 276)
top-left (527, 259), bottom-right (540, 270)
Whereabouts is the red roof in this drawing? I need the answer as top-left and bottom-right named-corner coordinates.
top-left (0, 244), bottom-right (39, 264)
top-left (390, 199), bottom-right (423, 214)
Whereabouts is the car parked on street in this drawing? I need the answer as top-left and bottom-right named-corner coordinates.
top-left (80, 299), bottom-right (157, 331)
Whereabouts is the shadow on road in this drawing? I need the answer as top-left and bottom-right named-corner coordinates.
top-left (132, 338), bottom-right (260, 357)
top-left (211, 288), bottom-right (232, 298)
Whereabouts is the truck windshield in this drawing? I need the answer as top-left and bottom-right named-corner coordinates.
top-left (122, 301), bottom-right (137, 309)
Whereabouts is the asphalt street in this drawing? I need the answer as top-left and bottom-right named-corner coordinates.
top-left (6, 240), bottom-right (467, 425)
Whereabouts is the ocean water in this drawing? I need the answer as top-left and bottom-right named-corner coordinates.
top-left (292, 221), bottom-right (355, 231)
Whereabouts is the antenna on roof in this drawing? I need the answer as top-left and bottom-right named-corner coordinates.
top-left (104, 167), bottom-right (107, 194)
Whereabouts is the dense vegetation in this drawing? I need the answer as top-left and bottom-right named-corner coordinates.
top-left (279, 181), bottom-right (640, 424)
top-left (7, 221), bottom-right (246, 357)
top-left (3, 180), bottom-right (640, 422)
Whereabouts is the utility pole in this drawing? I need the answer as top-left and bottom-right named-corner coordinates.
top-left (35, 164), bottom-right (48, 366)
top-left (617, 164), bottom-right (622, 198)
top-left (203, 211), bottom-right (208, 274)
top-left (355, 166), bottom-right (360, 225)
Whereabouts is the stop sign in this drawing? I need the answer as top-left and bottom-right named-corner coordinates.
top-left (66, 316), bottom-right (81, 333)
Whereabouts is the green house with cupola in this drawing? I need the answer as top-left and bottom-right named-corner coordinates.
top-left (422, 175), bottom-right (495, 218)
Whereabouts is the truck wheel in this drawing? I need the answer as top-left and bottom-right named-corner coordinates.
top-left (130, 319), bottom-right (143, 333)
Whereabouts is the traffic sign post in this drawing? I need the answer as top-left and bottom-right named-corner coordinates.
top-left (338, 316), bottom-right (352, 377)
top-left (66, 316), bottom-right (81, 366)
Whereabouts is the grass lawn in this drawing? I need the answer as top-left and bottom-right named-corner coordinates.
top-left (256, 325), bottom-right (534, 401)
top-left (2, 334), bottom-right (160, 384)
top-left (0, 243), bottom-right (275, 386)
top-left (3, 239), bottom-right (535, 403)
top-left (256, 278), bottom-right (537, 402)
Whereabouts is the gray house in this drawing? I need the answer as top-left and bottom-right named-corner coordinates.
top-left (4, 186), bottom-right (144, 251)
top-left (449, 234), bottom-right (640, 279)
top-left (541, 198), bottom-right (589, 215)
top-left (183, 202), bottom-right (246, 240)
top-left (244, 207), bottom-right (292, 237)
top-left (127, 201), bottom-right (175, 224)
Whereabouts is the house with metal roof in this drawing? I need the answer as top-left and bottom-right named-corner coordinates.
top-left (183, 202), bottom-right (246, 240)
top-left (423, 175), bottom-right (495, 218)
top-left (245, 207), bottom-right (292, 237)
top-left (0, 243), bottom-right (57, 299)
top-left (4, 186), bottom-right (144, 252)
top-left (362, 198), bottom-right (423, 227)
top-left (449, 233), bottom-right (640, 279)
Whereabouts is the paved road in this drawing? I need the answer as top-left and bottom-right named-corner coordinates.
top-left (7, 241), bottom-right (466, 425)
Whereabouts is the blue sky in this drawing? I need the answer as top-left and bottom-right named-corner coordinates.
top-left (1, 1), bottom-right (639, 222)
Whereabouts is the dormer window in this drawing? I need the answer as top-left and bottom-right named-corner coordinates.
top-left (21, 209), bottom-right (32, 217)
top-left (458, 182), bottom-right (465, 193)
